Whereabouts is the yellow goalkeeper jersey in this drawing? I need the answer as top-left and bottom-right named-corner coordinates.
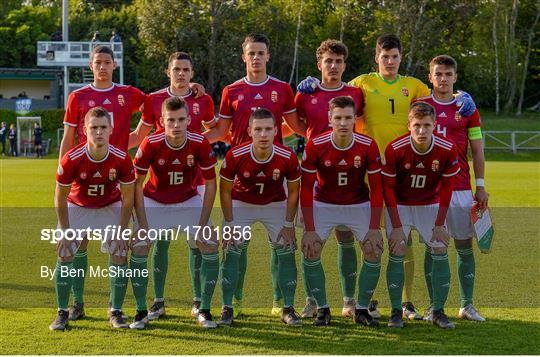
top-left (349, 72), bottom-right (430, 153)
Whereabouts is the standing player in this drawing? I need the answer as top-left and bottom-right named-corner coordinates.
top-left (298, 34), bottom-right (477, 320)
top-left (34, 122), bottom-right (43, 158)
top-left (205, 34), bottom-right (306, 317)
top-left (300, 96), bottom-right (383, 327)
top-left (49, 107), bottom-right (135, 330)
top-left (295, 39), bottom-right (365, 319)
top-left (218, 108), bottom-right (302, 326)
top-left (418, 55), bottom-right (488, 322)
top-left (133, 97), bottom-right (219, 328)
top-left (382, 102), bottom-right (459, 329)
top-left (129, 52), bottom-right (216, 320)
top-left (59, 45), bottom-right (145, 321)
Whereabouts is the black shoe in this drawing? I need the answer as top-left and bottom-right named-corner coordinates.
top-left (191, 300), bottom-right (201, 318)
top-left (68, 302), bottom-right (85, 321)
top-left (368, 299), bottom-right (381, 319)
top-left (129, 310), bottom-right (149, 329)
top-left (314, 307), bottom-right (331, 326)
top-left (388, 308), bottom-right (404, 328)
top-left (109, 310), bottom-right (129, 328)
top-left (281, 306), bottom-right (302, 326)
top-left (147, 301), bottom-right (165, 320)
top-left (354, 308), bottom-right (379, 327)
top-left (217, 306), bottom-right (233, 326)
top-left (402, 301), bottom-right (423, 320)
top-left (433, 309), bottom-right (455, 329)
top-left (49, 310), bottom-right (69, 331)
top-left (197, 309), bottom-right (218, 329)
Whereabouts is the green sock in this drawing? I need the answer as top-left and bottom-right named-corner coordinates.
top-left (357, 259), bottom-right (381, 307)
top-left (431, 253), bottom-right (451, 311)
top-left (152, 238), bottom-right (170, 300)
top-left (55, 260), bottom-right (74, 310)
top-left (403, 239), bottom-right (415, 302)
top-left (200, 252), bottom-right (219, 310)
top-left (386, 254), bottom-right (404, 310)
top-left (424, 248), bottom-right (434, 304)
top-left (71, 249), bottom-right (87, 304)
top-left (457, 247), bottom-right (475, 308)
top-left (220, 246), bottom-right (242, 306)
top-left (301, 254), bottom-right (312, 299)
top-left (234, 241), bottom-right (249, 301)
top-left (302, 255), bottom-right (327, 307)
top-left (130, 254), bottom-right (148, 311)
top-left (109, 261), bottom-right (129, 310)
top-left (276, 247), bottom-right (297, 307)
top-left (271, 247), bottom-right (283, 301)
top-left (189, 247), bottom-right (202, 300)
top-left (337, 240), bottom-right (357, 299)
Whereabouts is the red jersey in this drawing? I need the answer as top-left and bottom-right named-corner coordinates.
top-left (133, 130), bottom-right (217, 204)
top-left (295, 83), bottom-right (364, 140)
top-left (382, 134), bottom-right (460, 205)
top-left (141, 87), bottom-right (215, 133)
top-left (415, 94), bottom-right (481, 191)
top-left (64, 83), bottom-right (145, 151)
top-left (219, 76), bottom-right (296, 147)
top-left (301, 132), bottom-right (381, 205)
top-left (219, 142), bottom-right (301, 205)
top-left (56, 143), bottom-right (135, 208)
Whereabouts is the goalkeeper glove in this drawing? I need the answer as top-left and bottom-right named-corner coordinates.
top-left (455, 90), bottom-right (476, 117)
top-left (297, 76), bottom-right (320, 94)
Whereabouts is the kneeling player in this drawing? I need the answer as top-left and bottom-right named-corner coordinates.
top-left (218, 108), bottom-right (301, 326)
top-left (133, 97), bottom-right (219, 328)
top-left (300, 96), bottom-right (383, 327)
top-left (382, 102), bottom-right (459, 329)
top-left (50, 107), bottom-right (135, 330)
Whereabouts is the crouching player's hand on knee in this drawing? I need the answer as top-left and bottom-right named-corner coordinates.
top-left (388, 228), bottom-right (407, 256)
top-left (362, 229), bottom-right (383, 260)
top-left (302, 231), bottom-right (323, 260)
top-left (431, 226), bottom-right (450, 247)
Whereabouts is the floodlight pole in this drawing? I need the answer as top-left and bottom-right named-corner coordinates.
top-left (63, 0), bottom-right (69, 108)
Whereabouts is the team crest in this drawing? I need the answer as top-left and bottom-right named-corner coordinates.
top-left (271, 90), bottom-right (278, 103)
top-left (238, 94), bottom-right (244, 101)
top-left (193, 103), bottom-right (200, 115)
top-left (187, 154), bottom-right (194, 167)
top-left (117, 95), bottom-right (125, 106)
top-left (432, 160), bottom-right (440, 172)
top-left (222, 159), bottom-right (227, 168)
top-left (354, 156), bottom-right (361, 168)
top-left (57, 165), bottom-right (64, 175)
top-left (401, 87), bottom-right (409, 97)
top-left (243, 171), bottom-right (250, 178)
top-left (136, 148), bottom-right (143, 159)
top-left (302, 151), bottom-right (307, 161)
top-left (311, 98), bottom-right (318, 105)
top-left (272, 169), bottom-right (280, 180)
top-left (454, 112), bottom-right (462, 121)
top-left (109, 168), bottom-right (117, 181)
top-left (80, 172), bottom-right (87, 179)
top-left (324, 160), bottom-right (331, 167)
top-left (405, 163), bottom-right (411, 169)
top-left (158, 158), bottom-right (165, 166)
top-left (88, 100), bottom-right (95, 107)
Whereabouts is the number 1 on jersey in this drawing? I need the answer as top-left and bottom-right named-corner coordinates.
top-left (389, 98), bottom-right (395, 114)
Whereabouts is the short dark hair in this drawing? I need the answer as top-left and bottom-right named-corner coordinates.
top-left (85, 106), bottom-right (112, 126)
top-left (316, 39), bottom-right (348, 63)
top-left (329, 96), bottom-right (356, 115)
top-left (90, 45), bottom-right (114, 61)
top-left (408, 102), bottom-right (436, 122)
top-left (430, 54), bottom-right (458, 72)
top-left (242, 33), bottom-right (270, 51)
top-left (375, 34), bottom-right (402, 57)
top-left (161, 96), bottom-right (189, 116)
top-left (249, 108), bottom-right (275, 125)
top-left (167, 51), bottom-right (194, 69)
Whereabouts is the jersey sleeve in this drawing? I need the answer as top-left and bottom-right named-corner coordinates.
top-left (140, 94), bottom-right (156, 127)
top-left (56, 154), bottom-right (76, 186)
top-left (133, 137), bottom-right (152, 174)
top-left (294, 92), bottom-right (307, 121)
top-left (63, 93), bottom-right (79, 127)
top-left (283, 84), bottom-right (296, 114)
top-left (442, 145), bottom-right (460, 178)
top-left (118, 154), bottom-right (136, 184)
top-left (201, 95), bottom-right (216, 126)
top-left (300, 140), bottom-right (317, 174)
top-left (285, 150), bottom-right (301, 182)
top-left (381, 144), bottom-right (396, 177)
top-left (366, 140), bottom-right (382, 174)
top-left (353, 87), bottom-right (364, 117)
top-left (347, 74), bottom-right (364, 89)
top-left (198, 138), bottom-right (218, 180)
top-left (130, 86), bottom-right (146, 114)
top-left (219, 150), bottom-right (236, 181)
top-left (413, 78), bottom-right (430, 99)
top-left (218, 86), bottom-right (233, 119)
top-left (467, 109), bottom-right (482, 140)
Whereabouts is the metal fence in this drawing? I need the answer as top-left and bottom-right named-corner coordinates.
top-left (483, 131), bottom-right (540, 153)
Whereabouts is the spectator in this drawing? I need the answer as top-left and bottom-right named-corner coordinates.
top-left (91, 31), bottom-right (101, 42)
top-left (34, 122), bottom-right (43, 158)
top-left (110, 31), bottom-right (121, 43)
top-left (0, 122), bottom-right (6, 156)
top-left (8, 123), bottom-right (17, 157)
top-left (18, 91), bottom-right (28, 98)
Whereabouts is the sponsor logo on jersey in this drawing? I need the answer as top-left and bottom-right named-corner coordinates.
top-left (88, 100), bottom-right (96, 107)
top-left (57, 165), bottom-right (64, 175)
top-left (158, 158), bottom-right (165, 166)
top-left (432, 160), bottom-right (439, 172)
top-left (416, 162), bottom-right (425, 169)
top-left (103, 98), bottom-right (112, 105)
top-left (339, 159), bottom-right (347, 166)
top-left (187, 154), bottom-right (194, 167)
top-left (354, 156), bottom-right (361, 168)
top-left (243, 171), bottom-right (250, 178)
top-left (438, 112), bottom-right (447, 118)
top-left (238, 94), bottom-right (244, 101)
top-left (311, 98), bottom-right (318, 105)
top-left (257, 171), bottom-right (265, 177)
top-left (401, 87), bottom-right (409, 97)
top-left (405, 163), bottom-right (411, 169)
top-left (272, 169), bottom-right (280, 180)
top-left (271, 90), bottom-right (278, 103)
top-left (172, 158), bottom-right (181, 165)
top-left (93, 171), bottom-right (102, 178)
top-left (192, 103), bottom-right (200, 115)
top-left (254, 93), bottom-right (263, 100)
top-left (109, 168), bottom-right (117, 181)
top-left (80, 172), bottom-right (87, 179)
top-left (117, 94), bottom-right (125, 106)
top-left (454, 112), bottom-right (462, 121)
top-left (324, 160), bottom-right (331, 167)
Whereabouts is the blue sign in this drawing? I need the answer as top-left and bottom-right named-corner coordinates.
top-left (15, 99), bottom-right (32, 114)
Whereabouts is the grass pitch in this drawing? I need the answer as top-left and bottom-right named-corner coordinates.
top-left (0, 158), bottom-right (539, 354)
